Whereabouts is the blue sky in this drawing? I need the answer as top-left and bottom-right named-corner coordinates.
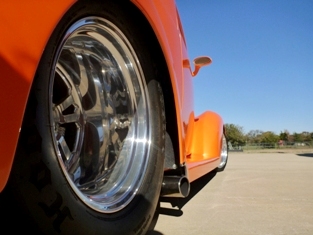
top-left (176, 0), bottom-right (313, 134)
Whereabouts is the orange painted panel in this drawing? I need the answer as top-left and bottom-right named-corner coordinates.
top-left (186, 158), bottom-right (220, 183)
top-left (0, 0), bottom-right (76, 191)
top-left (187, 111), bottom-right (224, 162)
top-left (185, 111), bottom-right (224, 181)
top-left (131, 0), bottom-right (195, 164)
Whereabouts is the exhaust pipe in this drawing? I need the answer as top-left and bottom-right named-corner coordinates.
top-left (160, 176), bottom-right (190, 198)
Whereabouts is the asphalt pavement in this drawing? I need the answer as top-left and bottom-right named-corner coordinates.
top-left (148, 151), bottom-right (313, 235)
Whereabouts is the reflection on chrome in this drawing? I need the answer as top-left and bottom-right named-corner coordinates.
top-left (219, 135), bottom-right (228, 168)
top-left (51, 17), bottom-right (151, 213)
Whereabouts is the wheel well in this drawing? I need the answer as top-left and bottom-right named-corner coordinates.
top-left (125, 1), bottom-right (180, 168)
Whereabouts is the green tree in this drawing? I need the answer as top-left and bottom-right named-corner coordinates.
top-left (293, 132), bottom-right (303, 142)
top-left (224, 124), bottom-right (246, 147)
top-left (302, 132), bottom-right (312, 142)
top-left (246, 130), bottom-right (263, 143)
top-left (259, 131), bottom-right (279, 148)
top-left (279, 131), bottom-right (289, 141)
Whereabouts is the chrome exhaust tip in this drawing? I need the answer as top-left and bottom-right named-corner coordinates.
top-left (160, 176), bottom-right (190, 198)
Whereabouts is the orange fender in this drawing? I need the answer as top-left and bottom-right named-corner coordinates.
top-left (186, 111), bottom-right (224, 182)
top-left (0, 0), bottom-right (76, 192)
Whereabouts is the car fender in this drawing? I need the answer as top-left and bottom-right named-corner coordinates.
top-left (131, 0), bottom-right (193, 165)
top-left (186, 111), bottom-right (224, 182)
top-left (0, 0), bottom-right (76, 192)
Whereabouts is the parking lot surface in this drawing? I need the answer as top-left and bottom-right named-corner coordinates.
top-left (149, 151), bottom-right (313, 235)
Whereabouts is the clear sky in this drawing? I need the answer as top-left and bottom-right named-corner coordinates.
top-left (176, 0), bottom-right (313, 134)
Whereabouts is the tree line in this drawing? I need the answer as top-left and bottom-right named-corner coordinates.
top-left (224, 123), bottom-right (313, 147)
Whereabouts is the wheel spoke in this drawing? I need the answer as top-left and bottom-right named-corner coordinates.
top-left (54, 98), bottom-right (81, 124)
top-left (58, 136), bottom-right (72, 161)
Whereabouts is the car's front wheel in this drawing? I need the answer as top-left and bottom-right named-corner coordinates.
top-left (10, 1), bottom-right (165, 234)
top-left (216, 133), bottom-right (228, 172)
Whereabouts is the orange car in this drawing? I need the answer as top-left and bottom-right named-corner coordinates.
top-left (0, 0), bottom-right (228, 234)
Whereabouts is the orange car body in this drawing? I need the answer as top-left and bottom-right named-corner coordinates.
top-left (0, 0), bottom-right (223, 192)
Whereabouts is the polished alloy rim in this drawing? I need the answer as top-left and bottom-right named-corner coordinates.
top-left (50, 17), bottom-right (151, 213)
top-left (219, 134), bottom-right (228, 168)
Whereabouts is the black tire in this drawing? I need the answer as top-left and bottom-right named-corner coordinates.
top-left (10, 1), bottom-right (165, 234)
top-left (216, 133), bottom-right (228, 172)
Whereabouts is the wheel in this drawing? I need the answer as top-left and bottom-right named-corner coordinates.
top-left (216, 133), bottom-right (228, 172)
top-left (10, 1), bottom-right (165, 234)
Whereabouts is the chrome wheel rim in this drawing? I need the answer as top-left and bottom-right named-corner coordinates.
top-left (50, 17), bottom-right (151, 213)
top-left (218, 134), bottom-right (228, 168)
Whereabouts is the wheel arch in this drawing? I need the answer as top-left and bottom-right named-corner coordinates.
top-left (128, 0), bottom-right (183, 170)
